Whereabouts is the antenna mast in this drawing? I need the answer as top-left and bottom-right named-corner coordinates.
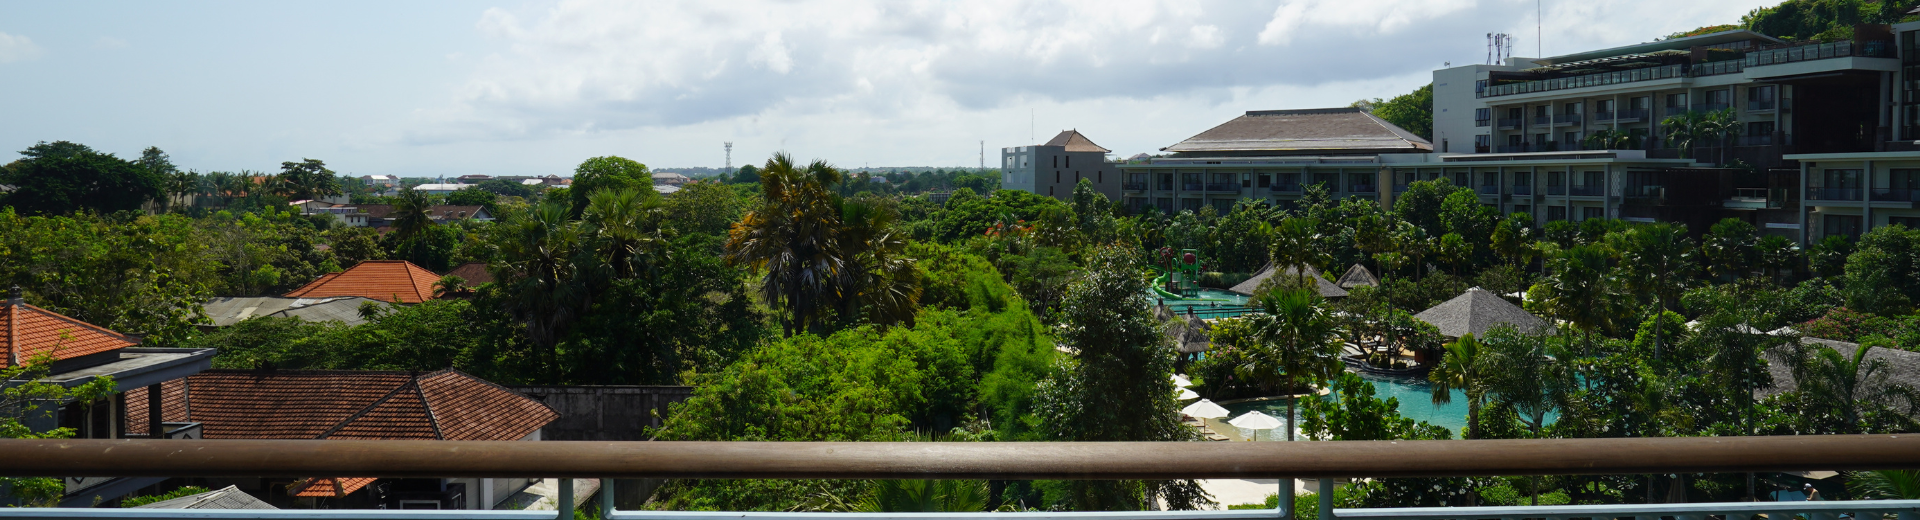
top-left (724, 142), bottom-right (733, 171)
top-left (1537, 0), bottom-right (1543, 58)
top-left (979, 141), bottom-right (984, 170)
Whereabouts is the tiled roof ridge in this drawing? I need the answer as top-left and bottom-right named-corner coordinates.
top-left (1245, 107), bottom-right (1366, 116)
top-left (317, 378), bottom-right (418, 439)
top-left (1357, 110), bottom-right (1434, 147)
top-left (3, 301), bottom-right (140, 367)
top-left (199, 368), bottom-right (428, 377)
top-left (13, 302), bottom-right (139, 346)
top-left (420, 367), bottom-right (560, 418)
top-left (413, 375), bottom-right (446, 440)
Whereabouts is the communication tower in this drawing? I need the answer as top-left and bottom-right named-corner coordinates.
top-left (724, 142), bottom-right (733, 171)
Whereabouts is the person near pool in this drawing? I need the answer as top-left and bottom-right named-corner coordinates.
top-left (1805, 483), bottom-right (1821, 501)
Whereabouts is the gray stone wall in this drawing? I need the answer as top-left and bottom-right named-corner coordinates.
top-left (506, 385), bottom-right (695, 441)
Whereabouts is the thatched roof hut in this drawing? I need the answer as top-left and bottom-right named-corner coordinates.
top-left (1412, 287), bottom-right (1547, 338)
top-left (1336, 264), bottom-right (1380, 289)
top-left (1228, 263), bottom-right (1348, 298)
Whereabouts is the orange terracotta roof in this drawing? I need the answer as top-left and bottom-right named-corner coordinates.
top-left (284, 260), bottom-right (440, 304)
top-left (291, 477), bottom-right (377, 498)
top-left (444, 263), bottom-right (493, 287)
top-left (1, 300), bottom-right (139, 368)
top-left (126, 369), bottom-right (557, 441)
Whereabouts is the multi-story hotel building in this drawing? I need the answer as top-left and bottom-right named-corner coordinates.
top-left (1001, 130), bottom-right (1125, 201)
top-left (1111, 25), bottom-right (1920, 244)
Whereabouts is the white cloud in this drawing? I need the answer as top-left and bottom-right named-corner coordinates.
top-left (379, 0), bottom-right (1769, 167)
top-left (0, 31), bottom-right (43, 63)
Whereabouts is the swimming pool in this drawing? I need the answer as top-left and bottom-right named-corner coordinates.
top-left (1150, 289), bottom-right (1253, 318)
top-left (1204, 372), bottom-right (1556, 441)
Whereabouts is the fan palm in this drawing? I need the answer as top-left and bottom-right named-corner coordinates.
top-left (726, 153), bottom-right (849, 336)
top-left (494, 201), bottom-right (584, 380)
top-left (856, 480), bottom-right (989, 512)
top-left (1583, 129), bottom-right (1636, 150)
top-left (1245, 287), bottom-right (1344, 442)
top-left (583, 188), bottom-right (668, 279)
top-left (837, 196), bottom-right (921, 327)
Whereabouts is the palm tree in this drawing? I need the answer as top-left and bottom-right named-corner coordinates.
top-left (1792, 342), bottom-right (1920, 434)
top-left (583, 188), bottom-right (668, 279)
top-left (1246, 287), bottom-right (1344, 442)
top-left (1430, 333), bottom-right (1494, 439)
top-left (726, 153), bottom-right (848, 336)
top-left (390, 187), bottom-right (436, 242)
top-left (1583, 129), bottom-right (1635, 150)
top-left (836, 196), bottom-right (921, 327)
top-left (1609, 223), bottom-right (1695, 357)
top-left (856, 480), bottom-right (989, 512)
top-left (1699, 108), bottom-right (1742, 165)
top-left (1269, 217), bottom-right (1325, 286)
top-left (1849, 470), bottom-right (1920, 500)
top-left (494, 201), bottom-right (584, 381)
top-left (1661, 111), bottom-right (1707, 158)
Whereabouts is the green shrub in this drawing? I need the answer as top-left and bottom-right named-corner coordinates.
top-left (121, 486), bottom-right (212, 507)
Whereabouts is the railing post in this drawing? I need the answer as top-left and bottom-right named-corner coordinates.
top-left (1318, 478), bottom-right (1334, 520)
top-left (557, 478), bottom-right (574, 520)
top-left (1280, 478), bottom-right (1294, 520)
top-left (601, 478), bottom-right (616, 516)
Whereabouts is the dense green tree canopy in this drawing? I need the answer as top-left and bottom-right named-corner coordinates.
top-left (1, 141), bottom-right (164, 215)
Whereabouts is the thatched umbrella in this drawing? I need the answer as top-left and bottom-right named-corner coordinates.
top-left (1412, 287), bottom-right (1548, 338)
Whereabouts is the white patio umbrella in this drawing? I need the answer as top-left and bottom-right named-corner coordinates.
top-left (1171, 374), bottom-right (1192, 388)
top-left (1177, 387), bottom-right (1199, 400)
top-left (1228, 410), bottom-right (1285, 442)
top-left (1180, 399), bottom-right (1230, 419)
top-left (1228, 411), bottom-right (1283, 430)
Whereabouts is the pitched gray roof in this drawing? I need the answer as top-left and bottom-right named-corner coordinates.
top-left (202, 296), bottom-right (376, 327)
top-left (1412, 287), bottom-right (1547, 338)
top-left (1228, 264), bottom-right (1348, 298)
top-left (1043, 130), bottom-right (1112, 153)
top-left (1161, 107), bottom-right (1433, 155)
top-left (133, 485), bottom-right (277, 509)
top-left (1761, 338), bottom-right (1920, 399)
top-left (1336, 264), bottom-right (1380, 288)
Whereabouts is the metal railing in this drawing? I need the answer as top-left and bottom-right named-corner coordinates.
top-left (1182, 183), bottom-right (1203, 192)
top-left (1547, 185), bottom-right (1567, 196)
top-left (1123, 182), bottom-right (1148, 191)
top-left (1479, 64), bottom-right (1684, 98)
top-left (1496, 118), bottom-right (1523, 129)
top-left (1391, 184), bottom-right (1410, 194)
top-left (1272, 183), bottom-right (1303, 193)
top-left (1664, 106), bottom-right (1689, 118)
top-left (1206, 183), bottom-right (1239, 192)
top-left (1809, 187), bottom-right (1863, 201)
top-left (4, 437), bottom-right (1920, 519)
top-left (1348, 184), bottom-right (1377, 193)
top-left (1570, 185), bottom-right (1605, 197)
top-left (1614, 108), bottom-right (1649, 122)
top-left (1512, 185), bottom-right (1533, 196)
top-left (1689, 59), bottom-right (1744, 77)
top-left (1476, 185), bottom-right (1500, 195)
top-left (1745, 40), bottom-right (1892, 67)
top-left (1531, 116), bottom-right (1552, 126)
top-left (1873, 187), bottom-right (1920, 202)
top-left (1692, 102), bottom-right (1731, 113)
top-left (1552, 114), bottom-right (1581, 126)
top-left (1749, 99), bottom-right (1778, 111)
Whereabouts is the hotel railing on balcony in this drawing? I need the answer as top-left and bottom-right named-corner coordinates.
top-left (1615, 108), bottom-right (1649, 122)
top-left (1182, 183), bottom-right (1203, 192)
top-left (1570, 185), bottom-right (1605, 197)
top-left (1476, 185), bottom-right (1500, 195)
top-left (1745, 40), bottom-right (1892, 68)
top-left (5, 437), bottom-right (1920, 520)
top-left (1123, 182), bottom-right (1147, 191)
top-left (1547, 185), bottom-right (1566, 196)
top-left (1664, 106), bottom-right (1689, 117)
top-left (1552, 114), bottom-right (1581, 126)
top-left (1272, 183), bottom-right (1303, 193)
top-left (1479, 63), bottom-right (1684, 98)
top-left (1512, 185), bottom-right (1533, 196)
top-left (1496, 118), bottom-right (1522, 129)
top-left (1348, 184), bottom-right (1376, 193)
top-left (1873, 188), bottom-right (1920, 202)
top-left (1691, 102), bottom-right (1732, 113)
top-left (1207, 183), bottom-right (1239, 192)
top-left (1531, 116), bottom-right (1552, 126)
top-left (1749, 99), bottom-right (1778, 111)
top-left (1391, 184), bottom-right (1410, 194)
top-left (1809, 187), bottom-right (1863, 201)
top-left (1688, 59), bottom-right (1743, 77)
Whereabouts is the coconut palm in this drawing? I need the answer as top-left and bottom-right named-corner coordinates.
top-left (1583, 129), bottom-right (1636, 150)
top-left (1608, 223), bottom-right (1695, 357)
top-left (1269, 216), bottom-right (1326, 286)
top-left (1430, 333), bottom-right (1496, 439)
top-left (1792, 342), bottom-right (1920, 434)
top-left (1661, 111), bottom-right (1707, 158)
top-left (836, 196), bottom-right (921, 327)
top-left (1245, 287), bottom-right (1344, 442)
top-left (389, 187), bottom-right (436, 242)
top-left (494, 200), bottom-right (584, 380)
top-left (1699, 108), bottom-right (1742, 165)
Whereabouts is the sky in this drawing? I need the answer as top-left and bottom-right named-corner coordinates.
top-left (1, 0), bottom-right (1775, 177)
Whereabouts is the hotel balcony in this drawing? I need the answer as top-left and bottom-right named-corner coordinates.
top-left (1569, 185), bottom-right (1605, 197)
top-left (1512, 185), bottom-right (1533, 196)
top-left (1348, 184), bottom-right (1377, 193)
top-left (1808, 187), bottom-right (1862, 201)
top-left (1496, 118), bottom-right (1523, 130)
top-left (1123, 182), bottom-right (1147, 191)
top-left (1391, 184), bottom-right (1410, 194)
top-left (1207, 183), bottom-right (1240, 192)
top-left (1182, 183), bottom-right (1204, 192)
top-left (1476, 185), bottom-right (1501, 195)
top-left (3, 436), bottom-right (1919, 519)
top-left (1690, 103), bottom-right (1731, 113)
top-left (1547, 185), bottom-right (1566, 196)
top-left (1872, 188), bottom-right (1920, 202)
top-left (1551, 114), bottom-right (1581, 126)
top-left (1530, 116), bottom-right (1552, 127)
top-left (1596, 109), bottom-right (1650, 124)
top-left (1724, 187), bottom-right (1783, 210)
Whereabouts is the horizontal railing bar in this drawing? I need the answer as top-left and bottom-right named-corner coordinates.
top-left (4, 436), bottom-right (1920, 480)
top-left (0, 511), bottom-right (557, 520)
top-left (1337, 500), bottom-right (1920, 519)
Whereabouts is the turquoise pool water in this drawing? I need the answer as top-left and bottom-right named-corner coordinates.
top-left (1207, 373), bottom-right (1557, 440)
top-left (1150, 289), bottom-right (1252, 317)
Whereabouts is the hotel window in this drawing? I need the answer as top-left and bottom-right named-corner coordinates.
top-left (1562, 102), bottom-right (1581, 114)
top-left (1548, 206), bottom-right (1568, 221)
top-left (1565, 131), bottom-right (1580, 147)
top-left (1749, 85), bottom-right (1775, 103)
top-left (1705, 89), bottom-right (1730, 106)
top-left (1595, 99), bottom-right (1615, 114)
top-left (1065, 156), bottom-right (1071, 168)
top-left (1482, 172), bottom-right (1498, 187)
top-left (1513, 204), bottom-right (1530, 215)
top-left (1666, 93), bottom-right (1687, 109)
top-left (1631, 96), bottom-right (1650, 110)
top-left (1892, 216), bottom-right (1920, 228)
top-left (1258, 174), bottom-right (1271, 188)
top-left (1052, 156), bottom-right (1058, 168)
top-left (1475, 135), bottom-right (1491, 151)
top-left (1582, 207), bottom-right (1604, 220)
top-left (1825, 214), bottom-right (1863, 238)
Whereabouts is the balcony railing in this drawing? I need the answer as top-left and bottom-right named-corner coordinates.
top-left (1688, 59), bottom-right (1743, 77)
top-left (1570, 185), bottom-right (1605, 197)
top-left (1479, 64), bottom-right (1684, 98)
top-left (1691, 102), bottom-right (1731, 113)
top-left (1476, 185), bottom-right (1500, 195)
top-left (1348, 184), bottom-right (1377, 193)
top-left (1123, 182), bottom-right (1148, 191)
top-left (1157, 183), bottom-right (1174, 191)
top-left (1552, 114), bottom-right (1581, 126)
top-left (1512, 185), bottom-right (1533, 196)
top-left (1808, 187), bottom-right (1863, 201)
top-left (1745, 40), bottom-right (1892, 68)
top-left (1748, 99), bottom-right (1778, 111)
top-left (1207, 183), bottom-right (1240, 192)
top-left (1496, 118), bottom-right (1523, 130)
top-left (1182, 183), bottom-right (1203, 192)
top-left (1613, 108), bottom-right (1649, 122)
top-left (4, 437), bottom-right (1920, 520)
top-left (1391, 184), bottom-right (1410, 194)
top-left (1737, 134), bottom-right (1792, 146)
top-left (1663, 106), bottom-right (1688, 118)
top-left (1272, 183), bottom-right (1303, 193)
top-left (1872, 187), bottom-right (1920, 202)
top-left (1547, 185), bottom-right (1566, 196)
top-left (1494, 143), bottom-right (1557, 153)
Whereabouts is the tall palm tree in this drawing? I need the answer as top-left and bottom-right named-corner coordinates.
top-left (583, 188), bottom-right (668, 279)
top-left (1793, 342), bottom-right (1920, 434)
top-left (727, 153), bottom-right (848, 336)
top-left (494, 200), bottom-right (584, 381)
top-left (1246, 287), bottom-right (1344, 442)
top-left (837, 196), bottom-right (921, 327)
top-left (390, 187), bottom-right (436, 242)
top-left (1583, 129), bottom-right (1636, 151)
top-left (1661, 111), bottom-right (1707, 158)
top-left (1609, 223), bottom-right (1695, 357)
top-left (1269, 217), bottom-right (1325, 286)
top-left (1430, 333), bottom-right (1494, 439)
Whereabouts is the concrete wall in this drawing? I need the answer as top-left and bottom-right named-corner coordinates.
top-left (506, 386), bottom-right (695, 441)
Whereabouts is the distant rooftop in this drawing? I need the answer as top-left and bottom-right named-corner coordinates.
top-left (3, 296), bottom-right (139, 368)
top-left (1162, 107), bottom-right (1432, 156)
top-left (284, 260), bottom-right (442, 304)
top-left (1042, 130), bottom-right (1112, 153)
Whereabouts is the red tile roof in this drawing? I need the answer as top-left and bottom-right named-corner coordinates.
top-left (126, 369), bottom-right (557, 441)
top-left (443, 263), bottom-right (494, 287)
top-left (291, 477), bottom-right (377, 498)
top-left (1, 300), bottom-right (139, 368)
top-left (284, 260), bottom-right (441, 304)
